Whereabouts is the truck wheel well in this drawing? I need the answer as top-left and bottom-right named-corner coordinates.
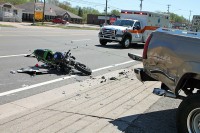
top-left (123, 33), bottom-right (132, 41)
top-left (176, 73), bottom-right (200, 96)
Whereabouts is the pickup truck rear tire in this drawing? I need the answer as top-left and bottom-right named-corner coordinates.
top-left (121, 37), bottom-right (131, 48)
top-left (176, 94), bottom-right (200, 133)
top-left (99, 39), bottom-right (107, 45)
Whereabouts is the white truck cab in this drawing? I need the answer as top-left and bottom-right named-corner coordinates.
top-left (98, 10), bottom-right (169, 48)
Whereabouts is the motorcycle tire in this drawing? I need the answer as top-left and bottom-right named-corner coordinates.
top-left (75, 62), bottom-right (92, 75)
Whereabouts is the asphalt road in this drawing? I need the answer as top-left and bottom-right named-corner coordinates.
top-left (0, 26), bottom-right (182, 133)
top-left (0, 27), bottom-right (144, 104)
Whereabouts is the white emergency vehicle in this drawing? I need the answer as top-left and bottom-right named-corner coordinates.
top-left (98, 10), bottom-right (170, 48)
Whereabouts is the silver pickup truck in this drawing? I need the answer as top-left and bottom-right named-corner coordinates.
top-left (129, 28), bottom-right (200, 133)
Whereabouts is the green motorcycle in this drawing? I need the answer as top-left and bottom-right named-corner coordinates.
top-left (26, 49), bottom-right (92, 75)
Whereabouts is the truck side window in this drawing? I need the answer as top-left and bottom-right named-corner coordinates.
top-left (134, 22), bottom-right (141, 30)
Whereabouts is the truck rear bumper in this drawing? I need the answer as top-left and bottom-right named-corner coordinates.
top-left (134, 68), bottom-right (157, 82)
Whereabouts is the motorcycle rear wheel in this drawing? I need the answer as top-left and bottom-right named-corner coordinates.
top-left (75, 62), bottom-right (92, 75)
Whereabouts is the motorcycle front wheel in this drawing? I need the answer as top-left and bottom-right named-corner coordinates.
top-left (75, 62), bottom-right (92, 75)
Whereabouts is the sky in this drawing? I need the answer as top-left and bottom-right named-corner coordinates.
top-left (59, 0), bottom-right (199, 20)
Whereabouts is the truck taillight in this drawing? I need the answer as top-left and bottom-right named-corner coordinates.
top-left (143, 34), bottom-right (152, 59)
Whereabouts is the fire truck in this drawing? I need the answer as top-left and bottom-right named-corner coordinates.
top-left (98, 10), bottom-right (170, 48)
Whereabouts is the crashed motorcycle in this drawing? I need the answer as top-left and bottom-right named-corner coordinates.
top-left (26, 49), bottom-right (92, 75)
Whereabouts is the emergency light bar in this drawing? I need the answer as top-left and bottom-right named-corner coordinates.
top-left (121, 11), bottom-right (147, 15)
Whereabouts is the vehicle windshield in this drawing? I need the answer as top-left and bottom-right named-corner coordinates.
top-left (113, 20), bottom-right (134, 27)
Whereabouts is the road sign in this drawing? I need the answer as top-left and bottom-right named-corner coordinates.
top-left (192, 15), bottom-right (200, 29)
top-left (34, 2), bottom-right (44, 20)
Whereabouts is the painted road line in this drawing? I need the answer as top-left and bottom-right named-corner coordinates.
top-left (0, 76), bottom-right (76, 97)
top-left (0, 54), bottom-right (27, 58)
top-left (0, 60), bottom-right (135, 97)
top-left (92, 60), bottom-right (135, 72)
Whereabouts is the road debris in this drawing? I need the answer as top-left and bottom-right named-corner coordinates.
top-left (22, 84), bottom-right (29, 87)
top-left (101, 76), bottom-right (106, 79)
top-left (10, 70), bottom-right (16, 74)
top-left (119, 71), bottom-right (125, 75)
top-left (109, 77), bottom-right (118, 80)
top-left (76, 94), bottom-right (81, 96)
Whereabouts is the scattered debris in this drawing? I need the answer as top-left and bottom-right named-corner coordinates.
top-left (101, 76), bottom-right (106, 79)
top-left (76, 94), bottom-right (81, 96)
top-left (119, 72), bottom-right (126, 75)
top-left (10, 70), bottom-right (16, 74)
top-left (109, 77), bottom-right (118, 80)
top-left (22, 84), bottom-right (29, 87)
top-left (62, 91), bottom-right (65, 94)
top-left (125, 75), bottom-right (129, 78)
top-left (100, 81), bottom-right (104, 83)
top-left (17, 67), bottom-right (48, 75)
top-left (85, 96), bottom-right (90, 99)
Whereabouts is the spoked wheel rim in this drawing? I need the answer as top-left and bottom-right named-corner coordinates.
top-left (187, 108), bottom-right (200, 133)
top-left (124, 38), bottom-right (130, 47)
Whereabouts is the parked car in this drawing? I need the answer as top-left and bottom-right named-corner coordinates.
top-left (129, 28), bottom-right (200, 133)
top-left (52, 18), bottom-right (67, 24)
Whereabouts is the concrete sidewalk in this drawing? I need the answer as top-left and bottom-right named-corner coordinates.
top-left (0, 22), bottom-right (100, 29)
top-left (0, 64), bottom-right (161, 133)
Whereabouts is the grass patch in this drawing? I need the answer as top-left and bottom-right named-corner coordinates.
top-left (0, 24), bottom-right (16, 28)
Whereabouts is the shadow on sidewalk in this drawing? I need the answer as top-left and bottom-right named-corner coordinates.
top-left (110, 109), bottom-right (177, 133)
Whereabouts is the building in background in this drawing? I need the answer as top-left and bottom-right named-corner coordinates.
top-left (87, 14), bottom-right (119, 25)
top-left (16, 2), bottom-right (82, 23)
top-left (0, 2), bottom-right (23, 22)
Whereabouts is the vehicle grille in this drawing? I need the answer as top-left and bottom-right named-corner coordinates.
top-left (102, 29), bottom-right (116, 37)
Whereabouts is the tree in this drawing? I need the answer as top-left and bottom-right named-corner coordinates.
top-left (78, 7), bottom-right (83, 17)
top-left (170, 13), bottom-right (187, 23)
top-left (110, 9), bottom-right (120, 16)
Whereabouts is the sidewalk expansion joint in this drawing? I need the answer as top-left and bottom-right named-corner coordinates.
top-left (10, 102), bottom-right (29, 109)
top-left (44, 108), bottom-right (132, 125)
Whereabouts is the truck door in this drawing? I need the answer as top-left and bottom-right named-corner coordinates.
top-left (130, 21), bottom-right (143, 42)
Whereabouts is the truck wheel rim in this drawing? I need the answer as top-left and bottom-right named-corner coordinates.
top-left (125, 38), bottom-right (130, 47)
top-left (187, 108), bottom-right (200, 133)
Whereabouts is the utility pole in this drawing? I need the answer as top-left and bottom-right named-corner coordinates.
top-left (140, 0), bottom-right (143, 11)
top-left (167, 4), bottom-right (171, 14)
top-left (33, 0), bottom-right (36, 25)
top-left (42, 0), bottom-right (45, 25)
top-left (188, 10), bottom-right (192, 30)
top-left (105, 0), bottom-right (108, 25)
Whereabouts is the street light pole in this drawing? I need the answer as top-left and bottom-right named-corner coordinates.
top-left (105, 0), bottom-right (107, 25)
